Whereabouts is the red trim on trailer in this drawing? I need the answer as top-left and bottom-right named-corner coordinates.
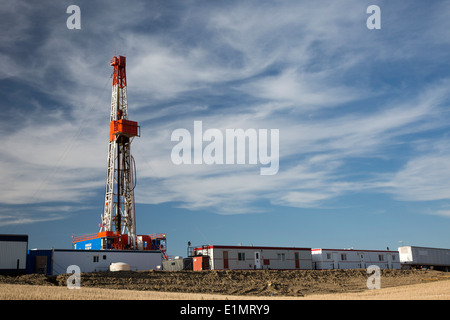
top-left (315, 260), bottom-right (399, 264)
top-left (193, 245), bottom-right (311, 251)
top-left (311, 248), bottom-right (399, 253)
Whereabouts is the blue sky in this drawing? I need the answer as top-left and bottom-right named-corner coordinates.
top-left (1, 0), bottom-right (450, 257)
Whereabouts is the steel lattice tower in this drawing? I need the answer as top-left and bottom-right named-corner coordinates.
top-left (100, 55), bottom-right (140, 249)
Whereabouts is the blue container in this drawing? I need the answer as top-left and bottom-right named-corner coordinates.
top-left (27, 249), bottom-right (52, 275)
top-left (74, 238), bottom-right (102, 250)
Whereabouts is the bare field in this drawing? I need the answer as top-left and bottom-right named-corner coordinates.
top-left (1, 269), bottom-right (449, 300)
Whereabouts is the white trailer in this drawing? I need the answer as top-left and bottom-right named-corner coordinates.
top-left (192, 245), bottom-right (313, 270)
top-left (399, 246), bottom-right (450, 271)
top-left (311, 248), bottom-right (401, 270)
top-left (27, 248), bottom-right (162, 275)
top-left (0, 234), bottom-right (28, 274)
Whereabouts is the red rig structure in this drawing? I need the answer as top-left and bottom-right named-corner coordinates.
top-left (73, 56), bottom-right (167, 258)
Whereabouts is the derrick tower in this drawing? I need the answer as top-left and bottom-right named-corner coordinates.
top-left (72, 56), bottom-right (168, 257)
top-left (100, 55), bottom-right (140, 249)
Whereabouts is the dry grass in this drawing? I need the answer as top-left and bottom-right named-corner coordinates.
top-left (0, 284), bottom-right (253, 300)
top-left (300, 280), bottom-right (450, 300)
top-left (1, 280), bottom-right (449, 300)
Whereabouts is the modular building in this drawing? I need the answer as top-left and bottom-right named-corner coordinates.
top-left (162, 257), bottom-right (193, 271)
top-left (399, 246), bottom-right (450, 271)
top-left (192, 245), bottom-right (313, 270)
top-left (311, 248), bottom-right (401, 270)
top-left (27, 248), bottom-right (162, 275)
top-left (0, 234), bottom-right (28, 274)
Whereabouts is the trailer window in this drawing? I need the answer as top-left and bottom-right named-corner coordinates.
top-left (378, 254), bottom-right (384, 261)
top-left (93, 256), bottom-right (99, 263)
top-left (278, 253), bottom-right (286, 261)
top-left (238, 252), bottom-right (246, 261)
top-left (341, 254), bottom-right (347, 261)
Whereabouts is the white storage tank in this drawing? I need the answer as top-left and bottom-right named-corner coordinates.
top-left (110, 262), bottom-right (131, 271)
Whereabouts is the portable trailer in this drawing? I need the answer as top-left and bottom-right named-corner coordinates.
top-left (311, 248), bottom-right (401, 270)
top-left (399, 246), bottom-right (450, 271)
top-left (192, 245), bottom-right (313, 270)
top-left (27, 248), bottom-right (162, 275)
top-left (0, 234), bottom-right (28, 274)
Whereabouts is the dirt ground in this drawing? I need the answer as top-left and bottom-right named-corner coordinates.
top-left (1, 269), bottom-right (449, 298)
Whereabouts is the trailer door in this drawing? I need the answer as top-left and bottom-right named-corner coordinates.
top-left (223, 251), bottom-right (229, 269)
top-left (295, 252), bottom-right (300, 269)
top-left (332, 252), bottom-right (339, 269)
top-left (254, 252), bottom-right (262, 269)
top-left (359, 253), bottom-right (365, 268)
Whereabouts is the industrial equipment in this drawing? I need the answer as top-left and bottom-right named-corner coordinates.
top-left (72, 56), bottom-right (167, 258)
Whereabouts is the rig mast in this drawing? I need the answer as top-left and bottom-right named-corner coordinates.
top-left (100, 55), bottom-right (139, 249)
top-left (72, 56), bottom-right (167, 258)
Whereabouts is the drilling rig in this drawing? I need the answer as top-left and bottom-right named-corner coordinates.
top-left (73, 56), bottom-right (167, 257)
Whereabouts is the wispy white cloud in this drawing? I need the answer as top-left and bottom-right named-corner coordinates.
top-left (0, 213), bottom-right (66, 227)
top-left (131, 76), bottom-right (450, 213)
top-left (432, 210), bottom-right (450, 218)
top-left (381, 147), bottom-right (450, 202)
top-left (240, 68), bottom-right (365, 109)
